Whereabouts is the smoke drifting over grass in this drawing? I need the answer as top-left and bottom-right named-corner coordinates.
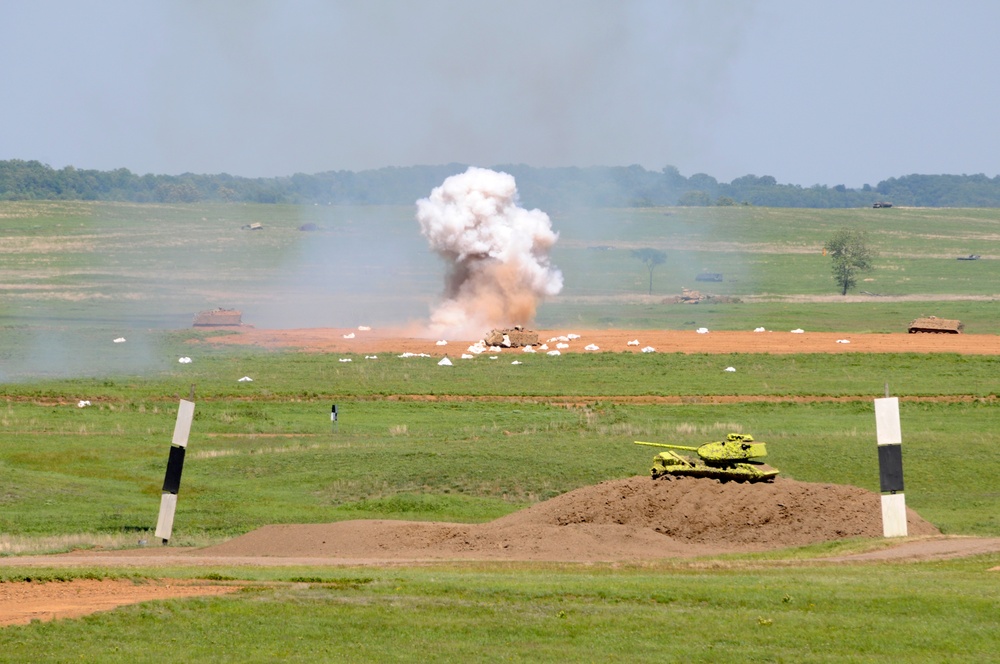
top-left (417, 167), bottom-right (563, 338)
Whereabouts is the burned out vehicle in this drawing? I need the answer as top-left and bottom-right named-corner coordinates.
top-left (484, 326), bottom-right (539, 347)
top-left (907, 316), bottom-right (963, 334)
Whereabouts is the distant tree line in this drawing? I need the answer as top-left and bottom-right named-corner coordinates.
top-left (4, 158), bottom-right (1000, 208)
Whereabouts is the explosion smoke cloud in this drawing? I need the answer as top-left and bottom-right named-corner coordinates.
top-left (416, 167), bottom-right (563, 337)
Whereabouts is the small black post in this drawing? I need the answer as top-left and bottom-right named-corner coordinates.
top-left (331, 404), bottom-right (338, 433)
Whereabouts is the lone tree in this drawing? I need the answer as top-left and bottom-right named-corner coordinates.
top-left (825, 227), bottom-right (876, 295)
top-left (631, 248), bottom-right (667, 295)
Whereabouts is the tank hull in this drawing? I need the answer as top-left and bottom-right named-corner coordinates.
top-left (484, 327), bottom-right (539, 347)
top-left (907, 317), bottom-right (963, 334)
top-left (650, 450), bottom-right (778, 482)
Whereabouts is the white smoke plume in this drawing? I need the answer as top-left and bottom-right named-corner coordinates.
top-left (416, 167), bottom-right (563, 338)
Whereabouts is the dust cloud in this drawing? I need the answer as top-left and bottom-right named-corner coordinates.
top-left (416, 167), bottom-right (563, 338)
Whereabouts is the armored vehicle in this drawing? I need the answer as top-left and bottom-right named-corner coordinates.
top-left (907, 316), bottom-right (963, 334)
top-left (634, 433), bottom-right (779, 482)
top-left (484, 326), bottom-right (539, 347)
top-left (193, 308), bottom-right (243, 327)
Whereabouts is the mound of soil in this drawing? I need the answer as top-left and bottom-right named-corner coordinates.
top-left (198, 476), bottom-right (939, 562)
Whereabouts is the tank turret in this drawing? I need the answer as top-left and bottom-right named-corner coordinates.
top-left (634, 433), bottom-right (778, 482)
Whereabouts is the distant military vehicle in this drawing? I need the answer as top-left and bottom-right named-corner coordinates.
top-left (484, 326), bottom-right (539, 347)
top-left (193, 308), bottom-right (243, 327)
top-left (908, 316), bottom-right (963, 334)
top-left (872, 202), bottom-right (893, 208)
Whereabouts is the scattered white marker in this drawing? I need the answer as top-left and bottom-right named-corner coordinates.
top-left (584, 344), bottom-right (600, 351)
top-left (791, 328), bottom-right (805, 334)
top-left (641, 346), bottom-right (656, 353)
top-left (438, 357), bottom-right (453, 366)
top-left (724, 367), bottom-right (736, 372)
top-left (77, 400), bottom-right (91, 408)
top-left (238, 376), bottom-right (253, 382)
top-left (178, 357), bottom-right (192, 364)
top-left (461, 353), bottom-right (474, 359)
top-left (489, 356), bottom-right (498, 360)
top-left (547, 350), bottom-right (561, 356)
top-left (113, 337), bottom-right (126, 343)
top-left (522, 346), bottom-right (536, 353)
top-left (436, 340), bottom-right (448, 346)
top-left (365, 355), bottom-right (379, 360)
top-left (342, 332), bottom-right (356, 339)
top-left (358, 325), bottom-right (371, 331)
top-left (627, 339), bottom-right (639, 346)
top-left (556, 342), bottom-right (569, 349)
top-left (696, 327), bottom-right (709, 334)
top-left (511, 360), bottom-right (522, 365)
top-left (567, 333), bottom-right (580, 340)
top-left (339, 358), bottom-right (352, 363)
top-left (754, 327), bottom-right (766, 333)
top-left (836, 339), bottom-right (851, 344)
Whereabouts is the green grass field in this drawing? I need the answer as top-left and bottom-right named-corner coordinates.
top-left (1, 202), bottom-right (998, 661)
top-left (1, 561), bottom-right (996, 663)
top-left (2, 358), bottom-right (999, 539)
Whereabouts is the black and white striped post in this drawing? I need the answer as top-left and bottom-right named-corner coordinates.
top-left (154, 399), bottom-right (195, 544)
top-left (874, 396), bottom-right (907, 537)
top-left (331, 403), bottom-right (338, 433)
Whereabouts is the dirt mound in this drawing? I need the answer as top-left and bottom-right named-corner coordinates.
top-left (198, 476), bottom-right (939, 562)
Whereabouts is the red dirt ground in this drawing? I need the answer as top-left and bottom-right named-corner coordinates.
top-left (197, 327), bottom-right (1000, 356)
top-left (4, 327), bottom-right (998, 624)
top-left (0, 579), bottom-right (241, 627)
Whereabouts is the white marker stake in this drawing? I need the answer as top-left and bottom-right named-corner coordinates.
top-left (880, 493), bottom-right (908, 538)
top-left (154, 493), bottom-right (178, 541)
top-left (172, 399), bottom-right (195, 448)
top-left (874, 397), bottom-right (901, 445)
top-left (874, 397), bottom-right (907, 538)
top-left (156, 399), bottom-right (195, 542)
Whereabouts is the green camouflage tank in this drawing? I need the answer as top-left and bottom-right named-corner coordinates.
top-left (634, 433), bottom-right (778, 482)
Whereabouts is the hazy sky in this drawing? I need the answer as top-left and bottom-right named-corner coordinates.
top-left (4, 0), bottom-right (999, 187)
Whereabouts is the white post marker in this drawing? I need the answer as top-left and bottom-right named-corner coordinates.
top-left (874, 396), bottom-right (907, 537)
top-left (171, 399), bottom-right (195, 448)
top-left (154, 493), bottom-right (178, 541)
top-left (155, 399), bottom-right (195, 543)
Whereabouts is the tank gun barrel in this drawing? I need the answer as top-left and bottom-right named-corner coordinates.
top-left (634, 441), bottom-right (699, 451)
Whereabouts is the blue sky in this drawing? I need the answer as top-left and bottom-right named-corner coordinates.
top-left (3, 0), bottom-right (998, 187)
